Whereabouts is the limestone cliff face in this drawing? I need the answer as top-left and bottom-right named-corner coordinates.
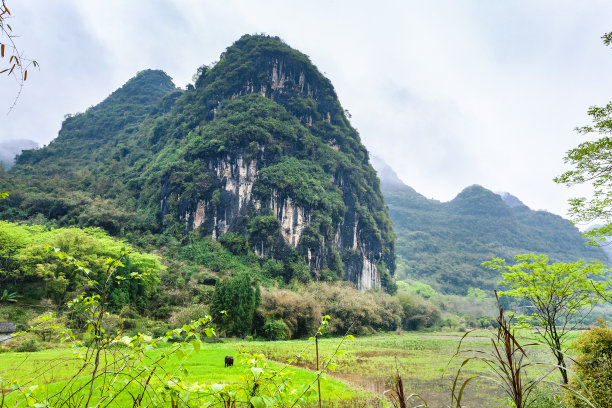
top-left (158, 34), bottom-right (395, 291)
top-left (161, 150), bottom-right (386, 291)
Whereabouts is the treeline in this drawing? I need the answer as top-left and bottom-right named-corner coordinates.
top-left (0, 222), bottom-right (481, 344)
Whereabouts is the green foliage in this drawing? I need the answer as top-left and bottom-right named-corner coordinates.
top-left (0, 222), bottom-right (162, 311)
top-left (285, 256), bottom-right (312, 284)
top-left (485, 253), bottom-right (611, 383)
top-left (449, 299), bottom-right (560, 408)
top-left (247, 214), bottom-right (285, 259)
top-left (554, 33), bottom-right (612, 247)
top-left (255, 157), bottom-right (343, 211)
top-left (218, 231), bottom-right (248, 255)
top-left (567, 324), bottom-right (612, 407)
top-left (397, 280), bottom-right (439, 299)
top-left (258, 282), bottom-right (429, 337)
top-left (525, 385), bottom-right (569, 408)
top-left (300, 283), bottom-right (402, 335)
top-left (396, 292), bottom-right (440, 330)
top-left (15, 339), bottom-right (39, 352)
top-left (379, 262), bottom-right (396, 295)
top-left (262, 317), bottom-right (290, 340)
top-left (180, 235), bottom-right (259, 276)
top-left (0, 289), bottom-right (18, 303)
top-left (210, 273), bottom-right (260, 337)
top-left (168, 304), bottom-right (209, 328)
top-left (257, 287), bottom-right (321, 339)
top-left (467, 287), bottom-right (488, 301)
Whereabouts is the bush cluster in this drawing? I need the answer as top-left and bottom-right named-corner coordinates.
top-left (567, 324), bottom-right (612, 407)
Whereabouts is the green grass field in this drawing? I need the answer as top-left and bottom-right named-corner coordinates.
top-left (0, 341), bottom-right (362, 407)
top-left (0, 330), bottom-right (574, 407)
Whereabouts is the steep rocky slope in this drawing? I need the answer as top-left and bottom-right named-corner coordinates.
top-left (2, 35), bottom-right (395, 291)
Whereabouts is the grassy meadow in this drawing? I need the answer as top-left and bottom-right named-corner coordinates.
top-left (0, 340), bottom-right (362, 407)
top-left (0, 330), bottom-right (574, 407)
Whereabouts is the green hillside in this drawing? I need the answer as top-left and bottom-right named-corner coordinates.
top-left (0, 34), bottom-right (395, 292)
top-left (372, 157), bottom-right (608, 294)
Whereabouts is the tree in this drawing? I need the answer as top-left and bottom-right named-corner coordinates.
top-left (483, 254), bottom-right (610, 384)
top-left (554, 31), bottom-right (612, 244)
top-left (209, 273), bottom-right (260, 337)
top-left (1, 0), bottom-right (37, 111)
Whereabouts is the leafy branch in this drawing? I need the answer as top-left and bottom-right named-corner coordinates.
top-left (0, 0), bottom-right (38, 112)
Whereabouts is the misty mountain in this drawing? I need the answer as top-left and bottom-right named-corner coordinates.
top-left (496, 191), bottom-right (528, 209)
top-left (372, 156), bottom-right (607, 295)
top-left (0, 139), bottom-right (39, 168)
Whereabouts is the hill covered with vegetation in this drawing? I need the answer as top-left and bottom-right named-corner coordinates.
top-left (0, 35), bottom-right (395, 293)
top-left (371, 156), bottom-right (608, 294)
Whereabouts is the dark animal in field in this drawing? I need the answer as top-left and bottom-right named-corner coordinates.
top-left (224, 356), bottom-right (234, 367)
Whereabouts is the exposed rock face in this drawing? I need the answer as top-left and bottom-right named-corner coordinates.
top-left (6, 46), bottom-right (394, 292)
top-left (164, 149), bottom-right (387, 290)
top-left (496, 192), bottom-right (528, 209)
top-left (271, 192), bottom-right (309, 247)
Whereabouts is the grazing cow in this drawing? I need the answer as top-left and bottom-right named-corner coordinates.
top-left (224, 355), bottom-right (234, 367)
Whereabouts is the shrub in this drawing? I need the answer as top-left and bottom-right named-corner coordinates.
top-left (169, 304), bottom-right (209, 328)
top-left (397, 280), bottom-right (438, 299)
top-left (143, 320), bottom-right (172, 338)
top-left (566, 325), bottom-right (612, 407)
top-left (262, 318), bottom-right (290, 340)
top-left (301, 283), bottom-right (402, 334)
top-left (16, 339), bottom-right (40, 352)
top-left (396, 293), bottom-right (441, 330)
top-left (218, 232), bottom-right (248, 255)
top-left (258, 287), bottom-right (321, 338)
top-left (526, 384), bottom-right (568, 408)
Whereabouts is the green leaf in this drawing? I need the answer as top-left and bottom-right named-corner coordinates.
top-left (250, 396), bottom-right (265, 408)
top-left (210, 383), bottom-right (225, 393)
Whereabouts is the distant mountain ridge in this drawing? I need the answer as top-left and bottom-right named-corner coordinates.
top-left (371, 156), bottom-right (608, 294)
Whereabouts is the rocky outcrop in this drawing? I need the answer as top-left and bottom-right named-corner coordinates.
top-left (270, 192), bottom-right (309, 247)
top-left (163, 150), bottom-right (388, 290)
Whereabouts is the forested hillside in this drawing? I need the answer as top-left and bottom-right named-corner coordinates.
top-left (0, 35), bottom-right (395, 292)
top-left (372, 157), bottom-right (608, 294)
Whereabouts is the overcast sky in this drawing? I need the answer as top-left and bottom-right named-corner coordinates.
top-left (2, 1), bottom-right (612, 220)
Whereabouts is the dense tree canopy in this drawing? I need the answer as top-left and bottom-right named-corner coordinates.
top-left (0, 222), bottom-right (162, 311)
